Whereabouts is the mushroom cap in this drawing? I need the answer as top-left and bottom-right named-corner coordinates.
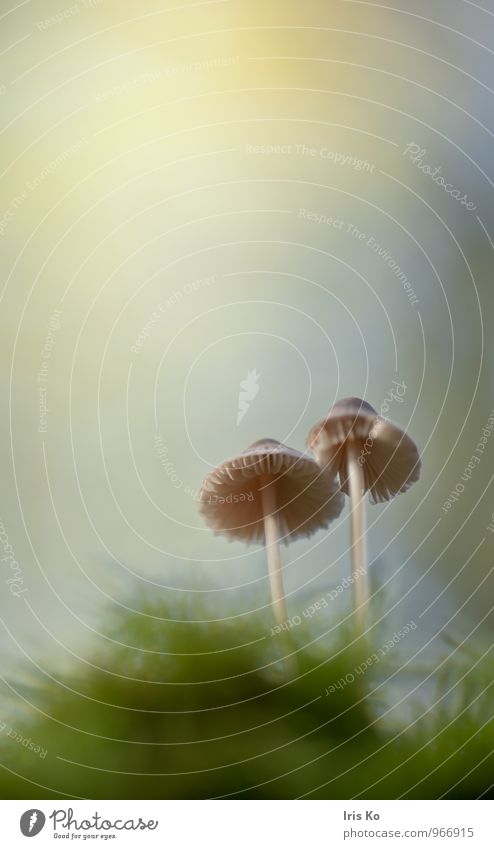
top-left (307, 397), bottom-right (421, 504)
top-left (198, 438), bottom-right (344, 544)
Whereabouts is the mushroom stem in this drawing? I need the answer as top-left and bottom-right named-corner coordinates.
top-left (260, 476), bottom-right (288, 626)
top-left (347, 444), bottom-right (369, 630)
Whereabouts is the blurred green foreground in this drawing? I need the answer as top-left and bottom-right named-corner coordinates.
top-left (0, 591), bottom-right (493, 800)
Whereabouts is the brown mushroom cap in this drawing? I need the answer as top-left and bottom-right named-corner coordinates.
top-left (307, 397), bottom-right (421, 504)
top-left (198, 438), bottom-right (344, 544)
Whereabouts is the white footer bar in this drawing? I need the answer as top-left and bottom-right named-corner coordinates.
top-left (2, 799), bottom-right (492, 848)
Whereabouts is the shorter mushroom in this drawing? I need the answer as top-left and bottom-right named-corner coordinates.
top-left (199, 438), bottom-right (344, 626)
top-left (307, 398), bottom-right (421, 628)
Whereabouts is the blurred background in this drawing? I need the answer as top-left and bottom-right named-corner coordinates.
top-left (0, 0), bottom-right (493, 798)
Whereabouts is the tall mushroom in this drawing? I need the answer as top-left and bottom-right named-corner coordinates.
top-left (198, 438), bottom-right (344, 626)
top-left (307, 398), bottom-right (421, 628)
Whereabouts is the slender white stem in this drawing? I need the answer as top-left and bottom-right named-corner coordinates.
top-left (347, 445), bottom-right (369, 630)
top-left (260, 476), bottom-right (287, 626)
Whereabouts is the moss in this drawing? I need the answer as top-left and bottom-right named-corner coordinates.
top-left (0, 592), bottom-right (492, 799)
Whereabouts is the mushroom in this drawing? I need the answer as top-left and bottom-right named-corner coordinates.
top-left (198, 438), bottom-right (344, 626)
top-left (307, 397), bottom-right (421, 627)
